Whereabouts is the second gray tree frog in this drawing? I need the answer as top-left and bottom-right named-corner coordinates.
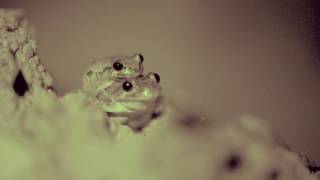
top-left (95, 72), bottom-right (163, 131)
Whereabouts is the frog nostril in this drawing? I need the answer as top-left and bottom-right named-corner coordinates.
top-left (138, 54), bottom-right (144, 64)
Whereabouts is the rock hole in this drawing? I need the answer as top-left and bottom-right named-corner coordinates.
top-left (268, 170), bottom-right (280, 180)
top-left (225, 154), bottom-right (242, 171)
top-left (6, 27), bottom-right (16, 32)
top-left (13, 70), bottom-right (29, 96)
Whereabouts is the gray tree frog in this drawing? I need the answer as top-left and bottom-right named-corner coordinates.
top-left (94, 72), bottom-right (163, 131)
top-left (82, 54), bottom-right (164, 131)
top-left (82, 53), bottom-right (144, 97)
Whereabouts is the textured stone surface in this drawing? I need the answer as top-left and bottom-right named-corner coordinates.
top-left (0, 86), bottom-right (318, 179)
top-left (0, 9), bottom-right (53, 98)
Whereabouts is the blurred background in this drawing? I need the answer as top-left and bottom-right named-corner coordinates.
top-left (1, 0), bottom-right (319, 161)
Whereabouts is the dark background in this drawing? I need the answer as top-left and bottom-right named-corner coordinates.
top-left (1, 0), bottom-right (320, 161)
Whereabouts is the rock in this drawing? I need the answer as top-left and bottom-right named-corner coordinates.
top-left (0, 9), bottom-right (53, 98)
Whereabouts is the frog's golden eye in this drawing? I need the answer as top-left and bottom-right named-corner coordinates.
top-left (122, 81), bottom-right (133, 91)
top-left (113, 62), bottom-right (123, 71)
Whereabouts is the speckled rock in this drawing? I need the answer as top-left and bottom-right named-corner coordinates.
top-left (0, 9), bottom-right (53, 98)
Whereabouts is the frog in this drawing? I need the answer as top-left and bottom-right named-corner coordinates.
top-left (94, 72), bottom-right (163, 131)
top-left (82, 53), bottom-right (144, 97)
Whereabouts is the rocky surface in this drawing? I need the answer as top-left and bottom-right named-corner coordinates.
top-left (0, 9), bottom-right (53, 98)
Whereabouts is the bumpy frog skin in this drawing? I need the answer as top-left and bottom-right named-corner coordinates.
top-left (82, 54), bottom-right (164, 131)
top-left (82, 54), bottom-right (144, 96)
top-left (96, 72), bottom-right (163, 131)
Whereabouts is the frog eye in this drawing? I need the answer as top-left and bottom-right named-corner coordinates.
top-left (132, 53), bottom-right (144, 64)
top-left (154, 73), bottom-right (160, 83)
top-left (122, 81), bottom-right (133, 91)
top-left (146, 72), bottom-right (160, 83)
top-left (113, 62), bottom-right (123, 71)
top-left (138, 54), bottom-right (144, 64)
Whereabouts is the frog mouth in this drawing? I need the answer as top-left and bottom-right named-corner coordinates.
top-left (102, 100), bottom-right (148, 115)
top-left (121, 101), bottom-right (148, 111)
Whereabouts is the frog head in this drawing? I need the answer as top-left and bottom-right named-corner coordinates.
top-left (82, 54), bottom-right (144, 94)
top-left (85, 53), bottom-right (144, 78)
top-left (98, 72), bottom-right (162, 130)
top-left (107, 53), bottom-right (144, 79)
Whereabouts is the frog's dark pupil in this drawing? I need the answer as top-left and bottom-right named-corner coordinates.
top-left (122, 81), bottom-right (133, 91)
top-left (113, 62), bottom-right (123, 71)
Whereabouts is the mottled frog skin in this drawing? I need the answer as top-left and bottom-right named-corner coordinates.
top-left (82, 54), bottom-right (163, 131)
top-left (96, 72), bottom-right (163, 131)
top-left (82, 53), bottom-right (144, 96)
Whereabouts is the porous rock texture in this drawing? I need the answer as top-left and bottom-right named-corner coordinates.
top-left (0, 9), bottom-right (53, 98)
top-left (0, 90), bottom-right (318, 180)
